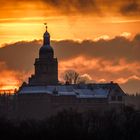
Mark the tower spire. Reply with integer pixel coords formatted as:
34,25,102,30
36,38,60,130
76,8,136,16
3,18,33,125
43,23,50,45
44,23,47,31
28,25,58,85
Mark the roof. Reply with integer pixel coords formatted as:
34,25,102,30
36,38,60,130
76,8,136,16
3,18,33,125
18,83,125,99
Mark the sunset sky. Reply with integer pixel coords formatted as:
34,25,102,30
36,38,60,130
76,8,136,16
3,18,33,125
0,0,140,93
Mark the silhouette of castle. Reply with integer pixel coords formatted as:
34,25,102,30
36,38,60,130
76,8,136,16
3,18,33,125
0,27,125,120
29,26,58,85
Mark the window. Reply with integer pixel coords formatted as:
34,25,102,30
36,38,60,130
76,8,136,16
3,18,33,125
111,96,116,101
118,96,122,101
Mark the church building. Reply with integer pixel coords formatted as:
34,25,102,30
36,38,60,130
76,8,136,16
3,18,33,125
29,26,58,85
14,26,126,120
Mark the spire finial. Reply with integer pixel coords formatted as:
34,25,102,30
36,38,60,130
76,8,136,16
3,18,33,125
44,23,47,31
43,23,50,45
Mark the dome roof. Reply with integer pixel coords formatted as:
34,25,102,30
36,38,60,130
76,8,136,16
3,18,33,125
39,45,53,53
39,26,54,59
39,45,54,59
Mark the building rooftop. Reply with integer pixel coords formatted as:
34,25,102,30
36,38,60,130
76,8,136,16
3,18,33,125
18,83,125,99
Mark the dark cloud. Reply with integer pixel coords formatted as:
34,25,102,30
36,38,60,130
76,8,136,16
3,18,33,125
0,40,41,71
52,35,140,62
42,0,140,16
134,33,140,40
1,0,140,17
121,78,140,94
42,0,101,14
0,34,140,71
120,0,140,16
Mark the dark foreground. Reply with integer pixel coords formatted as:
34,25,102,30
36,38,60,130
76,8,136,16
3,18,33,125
0,107,140,140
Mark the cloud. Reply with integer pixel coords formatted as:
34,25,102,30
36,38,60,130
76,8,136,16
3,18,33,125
0,40,41,71
0,62,30,92
94,35,110,41
52,34,140,62
0,0,101,15
120,77,140,94
120,32,131,38
1,0,140,17
120,1,140,16
0,34,140,93
117,75,140,84
59,56,140,83
42,0,101,15
42,0,140,16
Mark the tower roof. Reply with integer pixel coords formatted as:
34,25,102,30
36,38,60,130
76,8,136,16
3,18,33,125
39,25,54,59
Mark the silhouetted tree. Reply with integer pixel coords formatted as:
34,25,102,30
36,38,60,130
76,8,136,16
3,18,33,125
62,70,92,84
63,70,80,84
0,107,140,140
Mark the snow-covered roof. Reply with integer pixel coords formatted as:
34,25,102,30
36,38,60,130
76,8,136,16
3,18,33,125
18,83,124,98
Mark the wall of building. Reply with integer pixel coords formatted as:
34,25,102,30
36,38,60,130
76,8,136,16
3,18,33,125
125,95,140,110
12,93,117,120
0,92,125,120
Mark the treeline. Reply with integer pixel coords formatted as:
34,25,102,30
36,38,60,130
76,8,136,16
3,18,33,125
0,107,140,140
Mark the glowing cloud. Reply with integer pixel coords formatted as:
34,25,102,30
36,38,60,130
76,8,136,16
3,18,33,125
0,62,30,93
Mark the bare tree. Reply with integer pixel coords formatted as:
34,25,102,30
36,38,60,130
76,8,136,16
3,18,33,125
63,70,80,84
63,70,92,84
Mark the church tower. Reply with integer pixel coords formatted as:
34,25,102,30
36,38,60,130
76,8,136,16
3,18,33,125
29,25,58,85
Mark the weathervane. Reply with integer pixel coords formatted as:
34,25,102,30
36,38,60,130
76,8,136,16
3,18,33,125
44,23,47,31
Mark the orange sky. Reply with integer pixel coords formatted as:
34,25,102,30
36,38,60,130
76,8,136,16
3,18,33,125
0,0,140,45
1,16,140,45
0,0,140,93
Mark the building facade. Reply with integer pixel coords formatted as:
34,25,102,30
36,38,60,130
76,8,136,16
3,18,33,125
0,27,125,120
29,27,58,85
